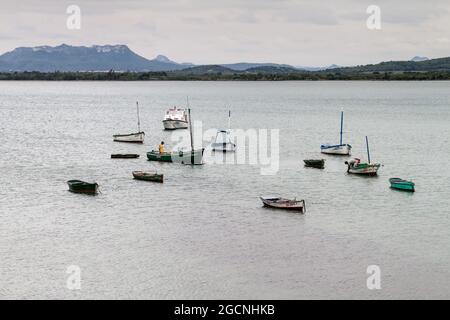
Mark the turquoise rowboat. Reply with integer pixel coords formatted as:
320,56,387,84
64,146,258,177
389,178,415,192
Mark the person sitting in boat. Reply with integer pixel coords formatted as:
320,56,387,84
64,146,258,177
159,141,165,154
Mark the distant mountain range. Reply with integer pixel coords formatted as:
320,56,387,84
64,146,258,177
0,44,448,74
0,44,188,72
0,44,340,73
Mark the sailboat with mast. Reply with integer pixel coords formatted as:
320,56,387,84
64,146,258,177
113,101,145,143
147,108,204,165
345,136,381,176
211,110,236,152
321,111,351,155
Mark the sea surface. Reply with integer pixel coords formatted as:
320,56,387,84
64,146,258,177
0,81,449,299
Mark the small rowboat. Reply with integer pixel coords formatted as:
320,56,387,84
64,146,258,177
304,159,325,169
111,154,140,159
67,180,99,195
390,178,415,192
132,171,164,183
345,160,380,176
260,196,306,213
113,132,145,143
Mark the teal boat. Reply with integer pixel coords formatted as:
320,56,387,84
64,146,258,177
389,178,415,192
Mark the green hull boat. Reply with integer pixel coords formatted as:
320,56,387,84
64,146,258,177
147,149,204,165
67,180,99,195
389,178,415,192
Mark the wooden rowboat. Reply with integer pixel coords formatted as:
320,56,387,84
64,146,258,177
260,196,306,213
132,171,164,183
111,154,140,159
67,180,99,195
390,178,415,192
304,159,325,169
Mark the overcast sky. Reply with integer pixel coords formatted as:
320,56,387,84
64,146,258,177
0,0,449,66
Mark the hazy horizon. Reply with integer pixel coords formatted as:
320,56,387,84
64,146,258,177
1,0,449,67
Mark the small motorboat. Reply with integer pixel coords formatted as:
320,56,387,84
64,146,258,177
132,171,164,183
260,196,306,213
111,154,140,159
212,111,236,152
389,178,415,192
304,159,325,169
162,107,189,130
67,180,99,195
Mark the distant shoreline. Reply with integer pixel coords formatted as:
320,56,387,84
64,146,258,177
1,71,450,81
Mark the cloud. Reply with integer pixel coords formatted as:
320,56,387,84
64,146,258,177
0,0,449,66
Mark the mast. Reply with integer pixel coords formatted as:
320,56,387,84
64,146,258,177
340,111,344,145
366,136,371,164
228,110,231,130
188,108,194,152
136,101,141,132
188,108,194,164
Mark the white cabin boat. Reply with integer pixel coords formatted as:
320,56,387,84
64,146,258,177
321,111,351,155
162,107,188,130
211,111,236,152
211,130,236,152
113,102,145,143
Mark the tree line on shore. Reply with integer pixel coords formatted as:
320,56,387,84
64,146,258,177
1,70,450,81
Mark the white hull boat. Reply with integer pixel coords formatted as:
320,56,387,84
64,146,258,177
163,107,189,130
163,119,188,130
321,111,351,156
212,111,236,152
260,196,306,213
113,132,145,143
211,142,236,152
113,101,145,143
321,144,351,155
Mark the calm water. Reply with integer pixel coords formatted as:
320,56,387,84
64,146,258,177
0,81,449,299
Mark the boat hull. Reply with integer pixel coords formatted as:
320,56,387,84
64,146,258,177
211,142,236,152
321,144,352,155
67,180,98,195
389,178,415,192
147,149,205,165
111,154,140,159
163,120,188,130
133,171,164,183
113,132,145,143
346,162,380,176
260,197,305,213
304,159,325,169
